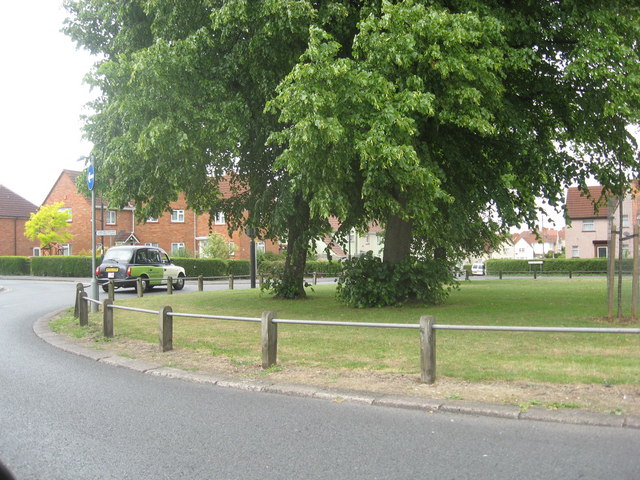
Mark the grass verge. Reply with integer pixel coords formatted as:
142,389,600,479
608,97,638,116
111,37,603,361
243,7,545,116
52,278,640,386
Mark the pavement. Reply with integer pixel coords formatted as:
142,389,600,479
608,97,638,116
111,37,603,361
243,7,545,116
4,275,639,430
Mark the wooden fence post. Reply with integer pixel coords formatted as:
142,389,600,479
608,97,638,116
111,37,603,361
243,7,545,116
499,270,503,280
419,315,436,384
74,283,85,318
137,277,144,298
167,277,173,295
198,275,204,291
102,299,114,338
229,274,234,290
159,306,173,352
108,280,115,301
261,311,277,369
313,272,318,285
79,292,88,327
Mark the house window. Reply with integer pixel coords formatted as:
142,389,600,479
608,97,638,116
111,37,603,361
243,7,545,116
214,212,225,225
256,241,266,254
171,242,185,255
60,244,71,256
32,247,40,257
228,241,236,256
145,242,159,247
171,210,185,223
106,210,117,225
59,208,72,222
596,246,607,258
147,217,158,223
582,220,595,232
572,246,580,258
622,215,629,228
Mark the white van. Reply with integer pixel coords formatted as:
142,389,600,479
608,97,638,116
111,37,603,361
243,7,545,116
471,263,485,276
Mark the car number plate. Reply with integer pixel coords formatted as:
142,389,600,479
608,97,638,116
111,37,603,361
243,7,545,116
105,267,119,272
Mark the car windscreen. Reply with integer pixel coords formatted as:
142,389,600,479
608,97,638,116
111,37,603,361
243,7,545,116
102,249,133,262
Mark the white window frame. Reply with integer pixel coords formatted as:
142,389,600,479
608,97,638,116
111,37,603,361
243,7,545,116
214,212,225,225
61,243,71,256
622,215,629,228
32,247,41,257
171,242,185,255
147,217,158,223
59,208,72,223
145,242,159,247
572,246,579,258
582,220,595,232
228,241,236,256
596,246,608,258
171,210,185,223
106,210,117,225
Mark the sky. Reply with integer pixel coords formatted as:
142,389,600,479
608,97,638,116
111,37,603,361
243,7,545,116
0,1,95,206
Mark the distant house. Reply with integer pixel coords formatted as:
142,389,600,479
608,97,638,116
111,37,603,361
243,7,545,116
0,185,39,256
564,185,638,258
40,170,279,259
511,228,565,259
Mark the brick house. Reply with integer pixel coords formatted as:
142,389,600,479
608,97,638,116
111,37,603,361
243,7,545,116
565,185,639,258
41,170,280,259
0,185,39,256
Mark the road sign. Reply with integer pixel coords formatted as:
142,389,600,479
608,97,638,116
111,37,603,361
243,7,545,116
87,165,95,191
96,230,117,236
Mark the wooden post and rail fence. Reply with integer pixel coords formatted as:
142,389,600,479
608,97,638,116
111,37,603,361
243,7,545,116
74,284,640,385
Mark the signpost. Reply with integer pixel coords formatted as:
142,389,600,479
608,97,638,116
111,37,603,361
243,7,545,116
88,162,98,312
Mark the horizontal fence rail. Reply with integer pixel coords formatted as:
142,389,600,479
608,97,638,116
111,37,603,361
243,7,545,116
73,284,640,384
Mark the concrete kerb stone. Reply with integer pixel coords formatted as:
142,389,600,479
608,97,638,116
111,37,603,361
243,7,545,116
33,310,640,430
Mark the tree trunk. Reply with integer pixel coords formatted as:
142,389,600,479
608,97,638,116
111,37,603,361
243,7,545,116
278,196,311,299
383,213,413,265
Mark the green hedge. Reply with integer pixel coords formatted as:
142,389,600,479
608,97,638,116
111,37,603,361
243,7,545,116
228,259,250,276
30,256,97,277
485,258,622,274
258,260,343,276
0,256,30,275
172,258,229,277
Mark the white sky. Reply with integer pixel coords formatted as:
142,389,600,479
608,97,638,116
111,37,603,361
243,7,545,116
0,0,95,206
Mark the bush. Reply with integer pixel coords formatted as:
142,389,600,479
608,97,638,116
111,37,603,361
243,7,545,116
228,259,250,276
0,256,30,275
336,252,454,308
259,260,343,276
172,258,228,277
30,256,96,277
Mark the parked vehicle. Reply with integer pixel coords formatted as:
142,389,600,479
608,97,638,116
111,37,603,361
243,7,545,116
96,246,186,292
471,263,485,276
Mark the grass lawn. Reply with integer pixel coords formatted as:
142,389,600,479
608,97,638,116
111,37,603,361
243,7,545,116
53,278,640,385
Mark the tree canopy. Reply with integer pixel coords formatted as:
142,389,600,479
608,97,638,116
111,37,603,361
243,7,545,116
24,202,73,254
64,0,640,301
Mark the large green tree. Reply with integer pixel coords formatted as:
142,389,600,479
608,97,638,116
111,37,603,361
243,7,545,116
64,0,364,298
269,0,640,265
65,0,640,301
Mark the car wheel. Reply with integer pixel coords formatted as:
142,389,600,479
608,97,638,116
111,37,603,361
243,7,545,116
173,274,185,290
136,276,151,293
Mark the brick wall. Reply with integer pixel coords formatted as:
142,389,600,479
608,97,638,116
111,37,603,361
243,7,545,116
0,217,39,256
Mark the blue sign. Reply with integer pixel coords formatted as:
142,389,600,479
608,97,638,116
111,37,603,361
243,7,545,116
87,165,95,191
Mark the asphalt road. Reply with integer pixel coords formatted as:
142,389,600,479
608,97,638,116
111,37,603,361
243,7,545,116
1,279,639,479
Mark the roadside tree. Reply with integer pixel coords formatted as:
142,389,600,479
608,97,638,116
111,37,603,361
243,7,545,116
24,202,73,255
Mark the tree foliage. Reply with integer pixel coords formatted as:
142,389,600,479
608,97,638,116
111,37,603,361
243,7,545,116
64,0,640,304
24,202,73,254
200,232,236,259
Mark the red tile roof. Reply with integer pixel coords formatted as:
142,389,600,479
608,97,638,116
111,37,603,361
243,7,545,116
0,185,38,218
566,186,611,219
